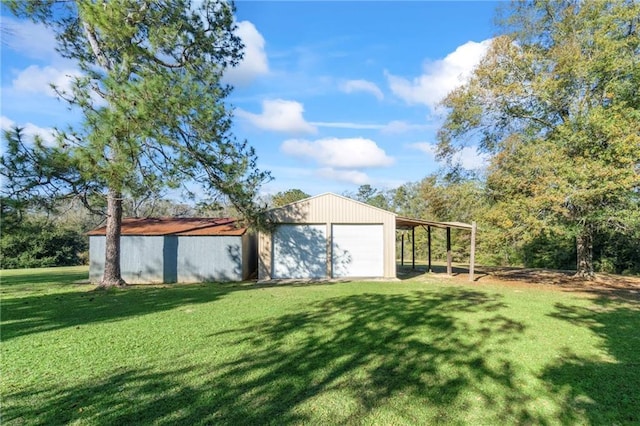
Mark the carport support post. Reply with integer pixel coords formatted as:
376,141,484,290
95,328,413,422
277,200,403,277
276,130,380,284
446,227,452,276
411,226,415,270
469,221,477,282
401,233,404,266
427,226,432,273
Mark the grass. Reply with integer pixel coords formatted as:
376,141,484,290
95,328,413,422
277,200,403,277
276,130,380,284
2,266,639,425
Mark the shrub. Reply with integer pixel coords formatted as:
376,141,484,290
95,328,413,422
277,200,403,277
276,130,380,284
0,220,88,269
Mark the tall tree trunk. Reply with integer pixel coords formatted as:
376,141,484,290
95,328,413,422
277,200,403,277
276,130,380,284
575,224,595,280
100,189,126,288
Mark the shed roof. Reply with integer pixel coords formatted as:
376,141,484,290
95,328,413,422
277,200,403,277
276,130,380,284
87,217,246,236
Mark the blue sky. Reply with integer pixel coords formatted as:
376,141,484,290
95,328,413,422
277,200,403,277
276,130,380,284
1,1,500,198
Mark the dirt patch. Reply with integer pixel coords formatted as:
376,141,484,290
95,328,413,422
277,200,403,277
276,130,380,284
471,267,640,301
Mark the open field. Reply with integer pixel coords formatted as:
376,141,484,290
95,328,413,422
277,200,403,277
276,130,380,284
2,266,639,425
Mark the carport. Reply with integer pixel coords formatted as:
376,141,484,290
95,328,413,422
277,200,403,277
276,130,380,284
396,217,477,281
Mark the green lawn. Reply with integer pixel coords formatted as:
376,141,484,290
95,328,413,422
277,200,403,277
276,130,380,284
2,266,639,425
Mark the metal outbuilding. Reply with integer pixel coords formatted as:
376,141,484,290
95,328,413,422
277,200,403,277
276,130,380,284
258,193,398,281
258,192,477,282
88,217,256,283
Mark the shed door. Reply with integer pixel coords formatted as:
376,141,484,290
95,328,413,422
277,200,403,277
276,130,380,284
273,224,327,279
332,224,384,278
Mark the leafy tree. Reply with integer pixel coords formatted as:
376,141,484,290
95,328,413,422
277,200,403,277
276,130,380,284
593,225,640,275
0,199,90,269
347,184,391,210
120,190,197,218
390,182,421,217
4,1,270,287
0,217,88,269
271,189,310,208
438,0,640,278
521,231,577,271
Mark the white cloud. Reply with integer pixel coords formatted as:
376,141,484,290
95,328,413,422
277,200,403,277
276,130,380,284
409,142,489,170
386,39,492,110
2,18,58,61
310,121,384,130
12,65,81,97
380,120,433,134
308,120,432,133
340,79,384,100
0,116,16,130
224,21,269,86
237,99,317,134
317,168,370,185
1,115,57,147
409,142,438,156
281,137,394,169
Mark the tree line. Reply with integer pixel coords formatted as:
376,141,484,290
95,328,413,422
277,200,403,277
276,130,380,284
1,0,638,280
346,179,639,275
4,174,638,275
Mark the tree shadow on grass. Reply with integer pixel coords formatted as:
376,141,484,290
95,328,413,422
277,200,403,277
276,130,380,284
3,287,549,425
1,277,381,342
0,282,248,342
0,269,89,286
542,298,640,424
208,290,527,423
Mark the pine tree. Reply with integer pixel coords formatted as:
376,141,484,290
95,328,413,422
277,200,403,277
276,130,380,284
4,0,270,287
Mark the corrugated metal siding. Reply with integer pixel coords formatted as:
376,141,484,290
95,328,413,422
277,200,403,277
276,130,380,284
91,236,176,283
90,235,250,283
267,193,394,223
176,236,243,282
89,236,105,283
119,236,165,283
258,193,397,280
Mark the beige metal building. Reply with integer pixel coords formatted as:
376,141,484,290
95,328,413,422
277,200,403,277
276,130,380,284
258,193,397,280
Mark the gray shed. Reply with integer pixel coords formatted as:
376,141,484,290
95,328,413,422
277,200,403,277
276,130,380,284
258,193,397,281
88,218,256,283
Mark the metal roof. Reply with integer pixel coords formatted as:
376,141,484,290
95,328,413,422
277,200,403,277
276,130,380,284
267,192,399,217
396,216,473,230
87,217,247,236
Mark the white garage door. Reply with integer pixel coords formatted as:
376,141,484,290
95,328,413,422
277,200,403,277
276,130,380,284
273,224,327,279
332,224,384,278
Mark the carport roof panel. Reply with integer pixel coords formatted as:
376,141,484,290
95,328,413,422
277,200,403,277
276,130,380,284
396,216,473,230
87,217,247,236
